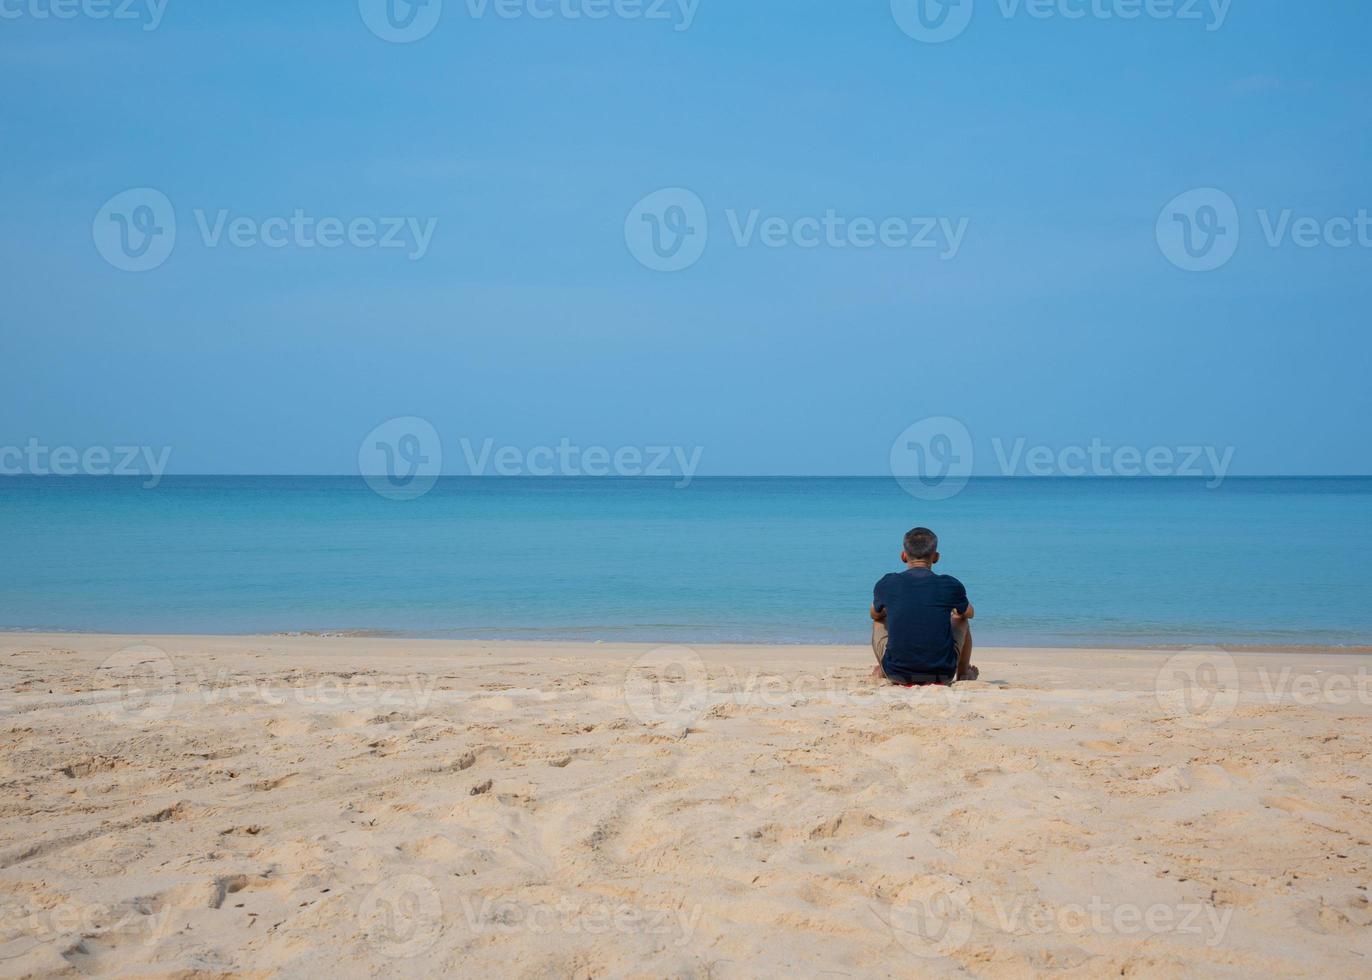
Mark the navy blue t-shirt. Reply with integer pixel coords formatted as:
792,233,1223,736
873,568,970,678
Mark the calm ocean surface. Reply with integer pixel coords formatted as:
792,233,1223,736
1,476,1369,648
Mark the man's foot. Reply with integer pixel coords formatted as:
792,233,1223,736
957,664,979,682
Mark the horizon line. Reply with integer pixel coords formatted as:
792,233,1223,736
5,474,1371,481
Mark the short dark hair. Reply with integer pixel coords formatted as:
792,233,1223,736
903,527,938,561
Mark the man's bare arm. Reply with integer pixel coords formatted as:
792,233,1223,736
870,604,886,623
952,600,976,681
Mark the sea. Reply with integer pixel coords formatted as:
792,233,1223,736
1,476,1369,648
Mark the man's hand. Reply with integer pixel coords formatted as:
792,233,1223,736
870,604,887,623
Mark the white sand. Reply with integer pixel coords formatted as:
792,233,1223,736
1,634,1369,977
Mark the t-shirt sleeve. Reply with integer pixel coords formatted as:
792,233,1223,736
947,576,970,615
872,575,889,613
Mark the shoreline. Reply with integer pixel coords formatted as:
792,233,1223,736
3,627,1371,656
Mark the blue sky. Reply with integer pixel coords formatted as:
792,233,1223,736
2,0,1369,475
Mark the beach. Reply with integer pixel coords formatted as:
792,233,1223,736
1,633,1369,977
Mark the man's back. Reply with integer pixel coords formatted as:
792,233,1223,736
873,567,969,677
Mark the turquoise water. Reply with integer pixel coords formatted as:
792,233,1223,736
1,476,1369,647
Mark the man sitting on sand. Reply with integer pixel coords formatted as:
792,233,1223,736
870,527,978,685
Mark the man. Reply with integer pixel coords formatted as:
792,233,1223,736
870,527,977,685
